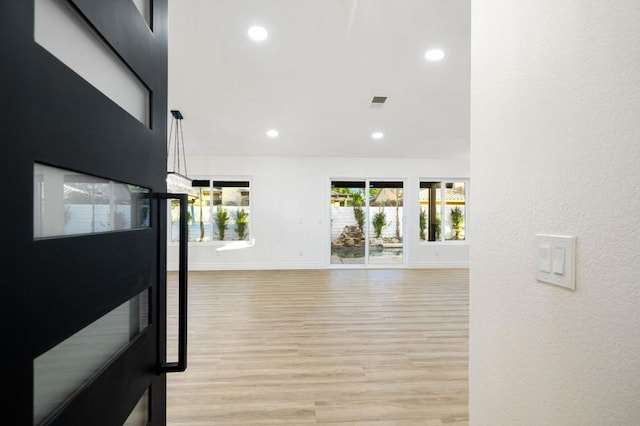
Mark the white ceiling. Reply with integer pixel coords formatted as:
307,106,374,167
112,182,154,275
167,0,470,159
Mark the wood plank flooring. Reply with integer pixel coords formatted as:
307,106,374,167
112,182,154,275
166,269,469,425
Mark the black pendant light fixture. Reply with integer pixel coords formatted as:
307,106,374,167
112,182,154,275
166,109,194,193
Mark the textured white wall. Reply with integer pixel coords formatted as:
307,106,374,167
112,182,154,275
167,155,469,270
470,1,640,425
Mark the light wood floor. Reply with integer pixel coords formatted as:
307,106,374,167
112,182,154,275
166,269,469,425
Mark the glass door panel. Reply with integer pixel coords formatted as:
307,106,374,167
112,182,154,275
368,181,404,265
330,181,366,265
34,163,150,238
34,290,150,424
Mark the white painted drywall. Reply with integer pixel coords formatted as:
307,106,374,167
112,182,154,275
470,1,640,424
167,155,469,270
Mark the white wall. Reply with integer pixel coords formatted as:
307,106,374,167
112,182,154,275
470,1,640,425
167,155,469,270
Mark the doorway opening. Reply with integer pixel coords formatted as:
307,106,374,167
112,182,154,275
330,180,404,266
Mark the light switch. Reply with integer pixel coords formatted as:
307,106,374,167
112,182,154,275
552,247,565,274
538,244,551,272
535,234,576,290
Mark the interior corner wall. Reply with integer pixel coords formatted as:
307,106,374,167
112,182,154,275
470,1,640,425
166,155,469,270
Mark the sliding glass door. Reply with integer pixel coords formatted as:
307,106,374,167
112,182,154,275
330,181,366,265
368,181,404,265
330,180,404,266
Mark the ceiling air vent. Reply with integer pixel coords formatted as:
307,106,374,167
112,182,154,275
370,96,387,108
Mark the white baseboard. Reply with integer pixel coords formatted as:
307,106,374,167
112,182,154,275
408,261,469,269
167,261,326,271
167,260,469,271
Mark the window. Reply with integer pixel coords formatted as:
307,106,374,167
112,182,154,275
170,179,250,243
419,180,467,242
212,181,250,242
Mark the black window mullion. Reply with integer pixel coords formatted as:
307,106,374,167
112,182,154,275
331,180,365,189
213,180,249,188
370,181,403,189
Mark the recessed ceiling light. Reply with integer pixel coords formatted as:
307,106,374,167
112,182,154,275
425,49,445,61
248,26,268,42
266,129,279,138
371,132,384,140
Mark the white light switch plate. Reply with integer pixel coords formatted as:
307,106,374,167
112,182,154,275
535,234,576,290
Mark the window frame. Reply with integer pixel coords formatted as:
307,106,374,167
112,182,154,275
211,179,251,243
418,179,469,244
169,177,252,245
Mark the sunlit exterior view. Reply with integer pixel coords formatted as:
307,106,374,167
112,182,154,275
419,181,466,242
171,180,250,243
330,180,404,265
